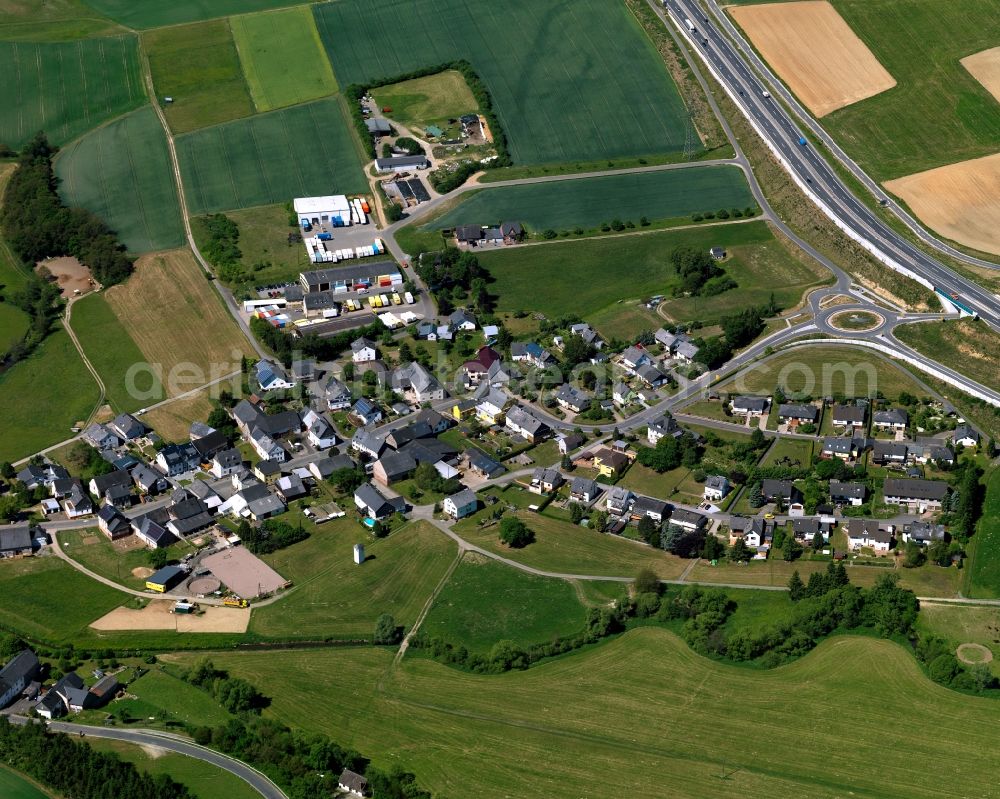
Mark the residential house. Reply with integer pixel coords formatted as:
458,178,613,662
568,323,602,349
450,309,477,331
211,448,244,479
450,399,477,422
464,448,505,479
218,482,286,521
605,486,634,516
462,346,501,386
97,505,130,540
647,415,682,446
829,480,866,507
883,478,948,512
0,650,39,708
276,474,309,502
669,508,706,532
351,337,378,363
88,470,133,508
673,340,700,363
412,408,451,435
301,409,337,450
505,405,548,443
821,436,864,461
593,448,629,479
191,430,228,462
636,363,669,388
443,488,478,519
455,225,482,245
777,403,819,426
905,522,947,545
872,440,909,467
351,426,388,459
953,424,980,448
730,517,765,547
36,672,86,719
909,438,955,466
249,427,288,463
62,485,94,518
338,769,368,798
108,413,145,442
760,479,796,505
350,398,383,426
187,480,223,512
165,496,214,536
831,404,867,430
156,442,200,476
0,527,32,557
324,377,353,411
16,463,68,490
873,408,908,433
476,387,509,425
354,483,404,520
253,460,282,483
612,382,634,407
570,477,600,504
530,468,564,494
557,432,585,456
710,246,726,260
501,221,524,244
372,451,417,485
730,396,770,417
255,360,296,392
631,495,669,523
792,518,823,543
847,519,892,553
555,385,591,413
391,361,446,402
82,423,119,450
131,463,168,496
703,475,730,502
510,342,552,369
620,345,653,372
486,358,521,385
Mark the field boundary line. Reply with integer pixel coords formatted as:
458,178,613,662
394,548,465,666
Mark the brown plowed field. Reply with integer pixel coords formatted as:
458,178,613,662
961,46,1000,103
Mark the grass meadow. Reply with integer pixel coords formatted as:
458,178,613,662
895,319,1000,394
54,106,185,254
0,35,144,149
967,468,1000,599
231,6,337,112
82,0,304,29
171,631,1000,799
176,98,367,214
0,328,99,462
314,0,695,165
371,70,478,131
427,166,754,233
0,0,124,41
422,555,588,653
144,18,254,134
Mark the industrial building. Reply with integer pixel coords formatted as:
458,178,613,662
299,263,403,294
294,195,354,227
375,155,429,173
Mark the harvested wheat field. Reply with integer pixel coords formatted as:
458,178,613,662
90,600,250,633
730,1,896,116
104,249,254,397
885,153,1000,257
962,46,1000,104
143,390,228,441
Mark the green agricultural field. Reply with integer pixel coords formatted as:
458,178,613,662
0,36,144,150
86,738,260,799
372,70,478,132
0,767,49,799
0,557,123,643
895,319,1000,394
428,167,753,233
231,6,337,112
176,631,1000,799
454,508,686,580
967,468,1000,598
314,0,696,165
719,345,930,400
176,98,368,214
69,293,159,413
476,221,780,319
55,106,184,254
249,519,457,639
82,0,306,29
0,0,123,41
0,328,100,462
144,19,254,135
422,555,588,653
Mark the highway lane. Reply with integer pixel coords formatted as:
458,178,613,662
665,0,1000,329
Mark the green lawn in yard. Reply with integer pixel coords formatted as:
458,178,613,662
144,19,254,135
422,555,588,653
426,167,754,233
55,106,185,254
455,508,686,580
760,438,814,469
85,738,260,799
170,629,1000,799
0,328,100,462
69,292,160,414
231,6,338,112
249,518,457,639
371,70,478,132
0,557,124,643
176,98,368,214
314,0,696,165
58,529,191,590
0,35,144,149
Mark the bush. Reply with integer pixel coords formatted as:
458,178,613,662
498,517,534,548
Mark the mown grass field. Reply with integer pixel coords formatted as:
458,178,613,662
144,19,254,135
314,0,695,165
231,6,337,112
0,556,123,643
82,0,305,29
249,519,457,639
103,249,255,400
454,509,686,580
142,391,216,442
895,319,1000,394
371,70,478,131
0,0,123,41
129,668,233,727
0,35,144,149
55,107,184,255
427,167,753,233
476,221,784,318
176,98,368,214
918,604,1000,676
0,767,49,799
422,555,587,653
174,631,1000,799
69,292,157,414
86,738,260,799
967,468,1000,598
719,345,929,400
0,328,99,462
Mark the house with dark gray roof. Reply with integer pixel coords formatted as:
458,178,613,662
570,477,600,504
831,404,867,429
873,408,908,431
354,483,404,519
0,650,39,708
505,405,548,443
829,480,866,506
631,495,669,523
777,403,819,425
905,522,947,545
443,489,478,519
0,527,32,557
730,396,770,416
883,478,948,511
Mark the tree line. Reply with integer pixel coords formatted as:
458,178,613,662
237,518,308,555
249,316,384,367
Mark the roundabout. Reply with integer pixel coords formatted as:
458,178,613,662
828,308,885,333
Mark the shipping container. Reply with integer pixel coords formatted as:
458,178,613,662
361,199,371,213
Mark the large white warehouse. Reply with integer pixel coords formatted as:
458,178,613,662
294,195,353,226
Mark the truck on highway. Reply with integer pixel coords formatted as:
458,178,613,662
684,17,695,32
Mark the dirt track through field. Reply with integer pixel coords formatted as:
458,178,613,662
961,46,1000,103
730,0,896,117
90,600,250,632
884,152,1000,257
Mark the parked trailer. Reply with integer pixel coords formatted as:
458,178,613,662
404,291,414,304
684,17,696,32
392,292,402,305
